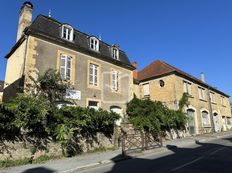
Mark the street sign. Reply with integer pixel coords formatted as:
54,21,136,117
65,89,81,100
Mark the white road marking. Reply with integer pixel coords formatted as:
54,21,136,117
210,147,226,155
171,156,204,171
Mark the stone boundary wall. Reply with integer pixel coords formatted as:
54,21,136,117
0,133,114,161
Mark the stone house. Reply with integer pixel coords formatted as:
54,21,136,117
3,2,134,120
133,60,232,135
0,80,4,103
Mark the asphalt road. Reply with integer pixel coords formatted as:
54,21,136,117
78,136,232,173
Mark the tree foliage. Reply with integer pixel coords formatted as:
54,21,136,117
0,69,119,157
126,95,188,134
28,69,70,104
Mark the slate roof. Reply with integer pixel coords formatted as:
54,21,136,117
6,15,134,70
138,60,229,97
0,80,4,92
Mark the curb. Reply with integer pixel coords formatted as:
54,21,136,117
59,156,131,173
59,133,232,173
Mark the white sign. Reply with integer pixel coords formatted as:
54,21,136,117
65,89,81,100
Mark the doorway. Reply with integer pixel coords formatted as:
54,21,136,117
213,112,219,132
187,109,195,135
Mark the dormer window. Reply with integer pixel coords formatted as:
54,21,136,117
112,47,119,60
62,24,73,41
90,37,99,51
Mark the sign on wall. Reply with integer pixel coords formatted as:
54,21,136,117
65,89,81,100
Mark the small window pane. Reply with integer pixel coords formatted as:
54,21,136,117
67,58,71,68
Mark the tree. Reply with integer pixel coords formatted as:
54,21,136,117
126,94,188,136
28,69,70,104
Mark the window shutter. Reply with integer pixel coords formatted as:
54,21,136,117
112,71,118,91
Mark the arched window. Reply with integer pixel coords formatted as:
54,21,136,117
90,37,99,51
201,110,210,127
62,24,74,41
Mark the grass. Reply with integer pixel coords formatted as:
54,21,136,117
0,155,63,168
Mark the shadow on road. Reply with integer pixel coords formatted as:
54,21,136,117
22,167,55,173
104,137,232,173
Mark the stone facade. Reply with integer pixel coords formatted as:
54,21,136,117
22,36,133,112
3,2,134,119
135,72,232,135
0,81,4,103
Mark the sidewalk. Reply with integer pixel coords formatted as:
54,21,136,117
1,131,232,173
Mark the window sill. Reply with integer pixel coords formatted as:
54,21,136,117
111,89,121,94
199,98,207,102
211,102,217,105
88,85,101,90
143,95,150,99
202,125,211,128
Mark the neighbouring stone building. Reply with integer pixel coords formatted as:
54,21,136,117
3,2,134,120
0,80,4,103
133,60,232,135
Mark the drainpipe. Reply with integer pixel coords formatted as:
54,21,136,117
207,87,216,133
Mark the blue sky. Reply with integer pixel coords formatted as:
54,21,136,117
0,0,232,98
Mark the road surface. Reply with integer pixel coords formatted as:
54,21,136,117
78,136,232,173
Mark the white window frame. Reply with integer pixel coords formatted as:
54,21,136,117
112,47,119,60
143,83,150,96
88,100,99,110
60,54,71,80
112,70,119,91
209,92,215,103
90,37,99,51
198,87,205,100
89,63,99,86
62,24,74,41
221,96,225,106
183,81,192,95
201,110,211,127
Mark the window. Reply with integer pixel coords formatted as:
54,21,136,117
183,81,192,95
60,54,71,80
89,63,99,86
112,70,119,91
62,25,73,41
112,48,119,60
90,37,99,51
221,96,225,106
198,87,205,100
209,92,215,103
143,83,150,96
159,80,165,87
201,111,210,127
88,100,99,110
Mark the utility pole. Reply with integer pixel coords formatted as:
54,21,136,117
207,87,216,133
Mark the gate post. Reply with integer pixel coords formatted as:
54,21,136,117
121,134,126,156
141,132,145,151
159,132,163,147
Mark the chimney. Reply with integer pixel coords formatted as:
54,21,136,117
16,1,33,42
201,72,205,83
132,61,138,79
113,44,120,49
